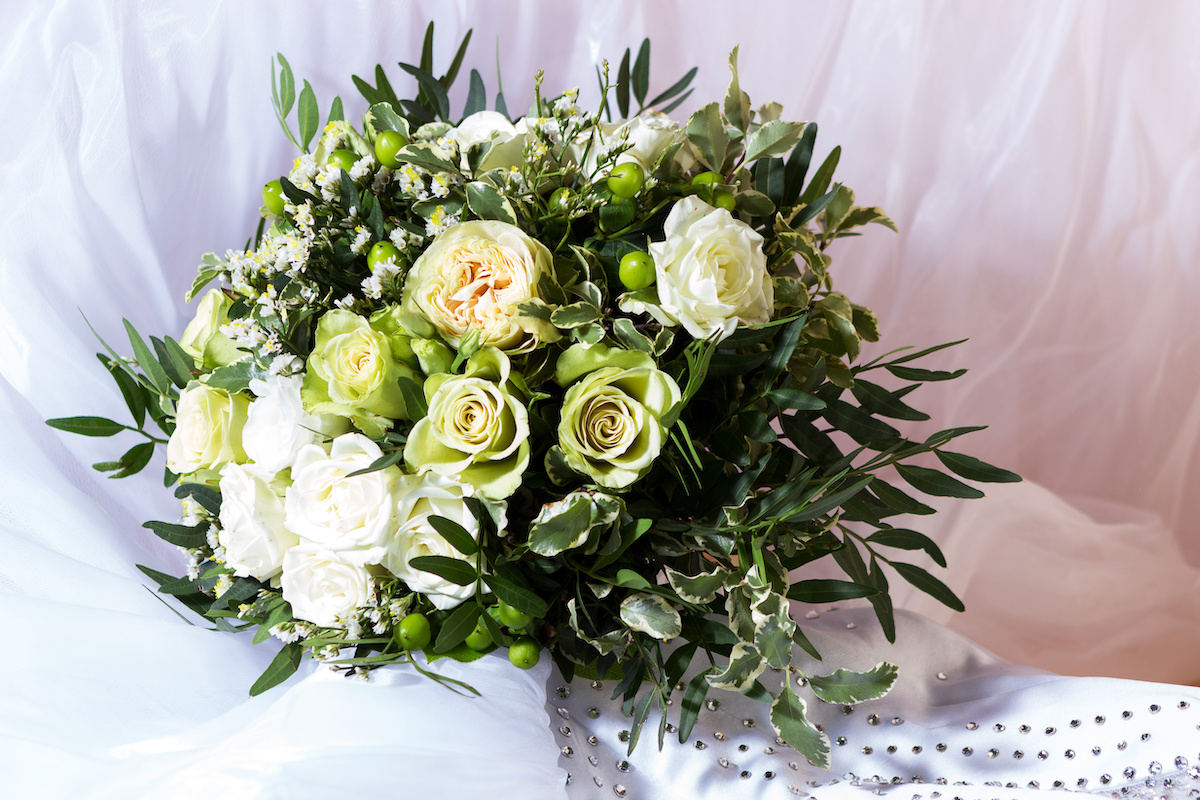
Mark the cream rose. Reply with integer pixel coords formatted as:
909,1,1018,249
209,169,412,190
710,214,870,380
647,196,774,342
403,348,530,500
555,344,681,490
178,288,241,370
301,309,421,437
217,462,298,581
243,375,348,475
382,473,503,610
166,383,250,475
401,220,558,352
615,113,680,172
280,544,374,628
284,433,400,565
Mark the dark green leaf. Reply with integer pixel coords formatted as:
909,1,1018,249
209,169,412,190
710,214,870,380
797,145,840,206
46,416,124,437
754,157,786,208
765,315,807,388
896,463,984,499
765,387,824,411
428,515,478,556
466,180,518,224
890,562,965,612
397,375,428,420
615,47,631,119
745,120,806,163
440,29,473,88
795,182,843,226
867,528,947,568
98,353,146,428
275,54,296,116
174,483,221,515
143,520,207,548
327,95,344,124
409,555,476,586
400,63,451,121
783,122,817,204
108,441,154,478
646,66,698,109
151,336,191,390
785,475,874,523
485,569,549,618
885,364,968,382
739,409,776,442
866,559,896,642
780,415,843,464
677,668,715,743
124,319,171,394
850,379,930,421
464,69,487,117
298,80,319,152
935,451,1021,483
659,88,695,116
870,480,936,515
786,579,879,603
822,398,900,441
631,39,650,107
433,602,481,652
249,643,303,696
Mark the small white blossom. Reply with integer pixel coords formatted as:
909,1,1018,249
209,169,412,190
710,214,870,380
397,164,428,199
430,173,452,199
292,201,315,232
185,551,202,581
268,353,304,376
317,165,342,202
319,120,352,152
349,154,375,181
388,228,412,249
179,497,206,526
371,166,393,194
334,293,358,310
350,225,372,255
220,318,267,350
424,205,460,238
214,574,233,597
206,525,221,550
270,623,303,644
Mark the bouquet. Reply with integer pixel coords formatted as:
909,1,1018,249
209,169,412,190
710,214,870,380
48,29,1018,769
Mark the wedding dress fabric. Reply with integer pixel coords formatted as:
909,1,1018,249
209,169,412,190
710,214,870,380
2,2,1199,798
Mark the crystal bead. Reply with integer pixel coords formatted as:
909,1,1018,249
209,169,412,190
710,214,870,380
706,699,719,711
862,746,873,755
588,707,600,719
557,707,570,720
718,758,731,768
1142,733,1152,741
1019,725,1031,733
594,777,604,788
965,721,978,731
913,746,923,754
1069,719,1081,728
616,760,630,773
556,685,571,698
1125,768,1136,780
694,741,707,750
561,746,574,757
1101,775,1112,785
764,746,775,755
738,744,748,752
788,761,799,770
1150,704,1161,713
988,749,998,758
588,736,599,746
1096,715,1106,725
589,756,599,766
1176,757,1189,770
804,610,820,619
765,772,776,780
1045,726,1056,735
993,724,1005,732
1118,741,1128,750
868,714,880,726
1179,701,1191,710
842,705,854,715
559,726,571,737
613,786,626,797
743,718,755,728
1037,751,1049,760
617,730,629,742
891,717,904,726
740,771,751,779
1122,710,1133,719
836,737,846,746
714,732,725,741
1093,746,1102,756
845,622,856,629
591,681,603,690
1077,779,1088,789
936,672,948,680
1014,751,1024,759
962,747,973,756
1149,762,1163,775
1065,749,1075,759
887,746,897,754
936,743,947,752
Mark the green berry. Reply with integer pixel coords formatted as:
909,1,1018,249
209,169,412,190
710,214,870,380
713,190,737,212
691,171,721,186
374,130,406,169
507,637,541,670
396,613,432,651
262,179,286,217
606,162,645,199
497,601,532,630
464,618,494,651
328,148,357,172
618,251,656,291
368,241,402,270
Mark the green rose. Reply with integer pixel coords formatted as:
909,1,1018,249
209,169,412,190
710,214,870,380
403,347,530,500
301,309,421,438
555,343,681,489
166,382,250,475
178,288,241,370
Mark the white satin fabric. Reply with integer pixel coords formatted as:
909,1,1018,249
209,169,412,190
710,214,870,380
2,1,1200,798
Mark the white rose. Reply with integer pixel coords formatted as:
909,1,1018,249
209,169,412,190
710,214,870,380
382,473,506,610
284,433,399,564
217,462,298,581
615,113,679,172
447,111,527,173
243,375,347,474
647,196,774,342
280,544,374,628
166,383,250,475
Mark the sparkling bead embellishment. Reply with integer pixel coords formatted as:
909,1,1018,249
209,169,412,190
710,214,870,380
743,718,755,728
993,724,1005,732
561,746,574,757
588,707,600,719
718,758,731,768
1065,749,1075,759
1069,719,1081,728
738,744,749,752
1037,751,1049,760
836,737,846,746
557,707,570,720
1093,746,1102,756
594,777,604,788
1101,775,1112,784
804,610,820,619
1179,701,1190,710
1095,715,1106,725
1150,704,1161,713
714,732,726,741
1122,710,1133,719
559,726,571,737
556,685,571,698
614,786,627,797
740,771,751,780
965,722,978,731
617,730,629,742
962,747,973,756
937,672,948,680
765,772,776,780
1045,726,1056,735
1124,768,1136,780
1014,751,1024,759
694,741,707,750
868,714,880,726
589,756,599,766
936,743,947,752
706,700,720,711
1149,762,1163,775
863,746,873,755
1019,725,1031,733
891,717,904,726
588,736,599,746
1118,740,1127,750
591,681,603,690
913,746,923,754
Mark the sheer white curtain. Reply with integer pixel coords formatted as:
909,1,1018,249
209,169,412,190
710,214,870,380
2,2,1198,797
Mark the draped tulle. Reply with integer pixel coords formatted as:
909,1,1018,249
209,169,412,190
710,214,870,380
3,2,1200,797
